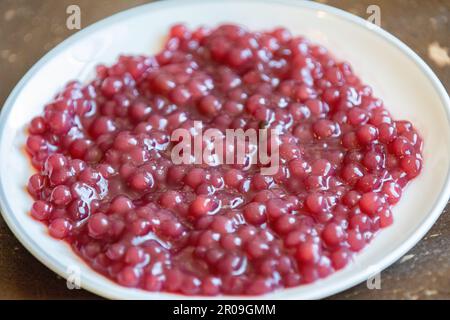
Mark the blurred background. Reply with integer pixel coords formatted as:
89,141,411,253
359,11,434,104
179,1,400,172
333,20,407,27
0,0,449,299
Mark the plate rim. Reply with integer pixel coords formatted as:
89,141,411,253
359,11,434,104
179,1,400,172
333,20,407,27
0,0,449,300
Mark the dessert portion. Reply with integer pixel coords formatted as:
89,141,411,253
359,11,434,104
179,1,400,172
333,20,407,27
26,24,423,295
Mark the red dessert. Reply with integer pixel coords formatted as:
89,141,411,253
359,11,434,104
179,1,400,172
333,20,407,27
26,24,423,295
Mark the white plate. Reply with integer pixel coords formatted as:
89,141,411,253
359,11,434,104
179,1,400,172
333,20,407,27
0,0,449,300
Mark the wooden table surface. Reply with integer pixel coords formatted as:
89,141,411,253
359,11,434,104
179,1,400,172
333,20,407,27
0,0,449,300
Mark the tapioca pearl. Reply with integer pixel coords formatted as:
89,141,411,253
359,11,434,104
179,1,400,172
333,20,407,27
124,246,146,265
311,159,333,177
395,120,413,134
296,240,321,264
279,143,301,161
81,241,103,260
284,228,310,248
331,248,352,270
283,272,302,287
250,174,272,191
344,150,364,163
305,192,326,214
317,256,334,279
324,66,344,86
347,229,366,251
321,222,345,246
100,99,116,116
201,276,221,296
113,132,138,151
252,190,274,203
117,266,141,288
402,130,421,148
203,247,225,265
343,190,362,207
216,253,246,276
226,86,247,102
237,225,258,243
167,165,188,185
273,214,298,235
113,94,132,118
287,103,309,122
79,167,102,186
147,114,168,131
341,131,359,149
359,192,384,216
220,233,242,250
159,190,182,209
244,277,272,295
46,110,73,134
210,215,235,234
356,124,378,145
165,112,188,132
105,243,126,261
89,116,117,139
378,207,393,228
243,202,267,226
184,168,206,189
313,119,338,139
288,159,310,179
27,174,46,197
222,100,244,116
244,237,270,259
142,274,164,292
49,168,71,186
29,116,47,134
84,145,103,163
50,185,72,206
67,199,90,221
400,155,422,178
245,94,267,114
362,150,384,171
322,86,340,105
293,84,317,102
109,195,134,214
87,212,110,238
367,108,391,126
160,218,184,238
26,135,48,154
123,147,149,166
69,139,92,159
194,183,214,195
130,219,152,236
347,107,369,125
189,195,217,218
355,174,381,193
265,198,289,220
377,123,397,144
270,27,292,43
208,35,232,61
118,162,137,180
349,213,372,232
169,23,190,39
48,218,72,239
381,181,402,204
168,85,191,106
30,200,52,220
129,171,155,191
178,275,202,295
223,169,244,189
100,76,124,97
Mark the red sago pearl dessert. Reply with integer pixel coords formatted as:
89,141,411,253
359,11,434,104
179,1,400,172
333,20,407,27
25,24,423,295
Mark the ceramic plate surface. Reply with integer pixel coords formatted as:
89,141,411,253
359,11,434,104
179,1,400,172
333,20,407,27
0,0,449,299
